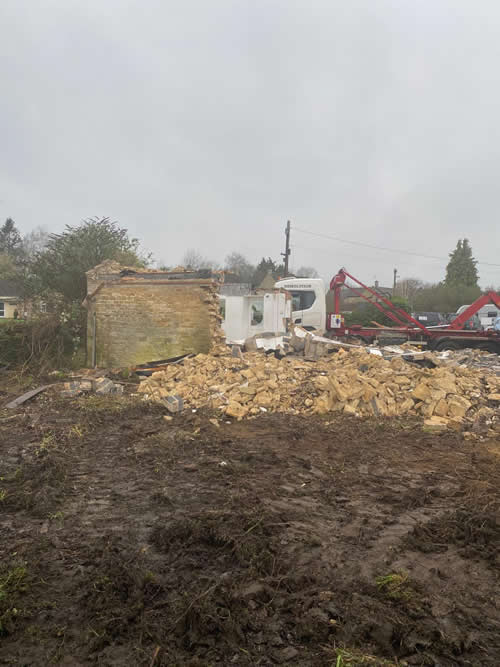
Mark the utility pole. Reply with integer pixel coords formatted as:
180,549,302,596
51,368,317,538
393,268,398,293
281,220,291,276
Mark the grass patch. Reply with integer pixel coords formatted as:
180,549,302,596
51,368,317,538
68,424,85,438
375,571,412,601
332,647,399,666
36,432,55,456
0,564,28,636
76,394,132,416
3,447,68,516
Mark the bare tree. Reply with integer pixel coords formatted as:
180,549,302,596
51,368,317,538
182,249,219,270
396,277,425,306
296,266,319,278
22,226,49,258
224,252,254,283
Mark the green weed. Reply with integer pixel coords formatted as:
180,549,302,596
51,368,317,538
78,395,128,415
36,433,55,456
333,647,399,666
376,571,412,600
50,370,67,380
69,424,84,438
143,570,155,584
0,565,28,635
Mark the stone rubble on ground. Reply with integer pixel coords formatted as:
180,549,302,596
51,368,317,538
61,376,124,398
137,340,500,435
436,349,500,376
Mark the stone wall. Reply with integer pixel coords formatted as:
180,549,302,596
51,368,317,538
87,280,220,367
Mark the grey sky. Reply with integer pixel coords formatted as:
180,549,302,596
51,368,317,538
1,0,499,286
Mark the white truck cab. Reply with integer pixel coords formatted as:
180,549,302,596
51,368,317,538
274,277,326,331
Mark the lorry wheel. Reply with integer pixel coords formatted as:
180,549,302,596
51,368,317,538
477,342,499,353
434,340,461,351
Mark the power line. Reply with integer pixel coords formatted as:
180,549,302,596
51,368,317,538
292,226,500,268
291,242,500,275
291,242,413,265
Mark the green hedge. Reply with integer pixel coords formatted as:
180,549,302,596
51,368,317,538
0,321,27,365
0,318,76,369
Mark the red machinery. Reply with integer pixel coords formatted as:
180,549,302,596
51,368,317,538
327,268,500,352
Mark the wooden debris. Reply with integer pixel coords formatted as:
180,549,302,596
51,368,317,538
5,385,52,409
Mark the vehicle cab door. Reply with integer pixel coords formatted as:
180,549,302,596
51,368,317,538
290,291,303,327
290,290,319,330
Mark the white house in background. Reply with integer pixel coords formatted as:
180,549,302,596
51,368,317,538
219,291,291,344
0,280,22,319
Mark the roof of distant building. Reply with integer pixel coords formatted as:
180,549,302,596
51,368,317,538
340,284,393,298
219,283,252,296
0,279,21,298
259,270,276,290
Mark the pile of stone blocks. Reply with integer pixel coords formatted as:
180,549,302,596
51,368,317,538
137,344,500,435
61,377,124,398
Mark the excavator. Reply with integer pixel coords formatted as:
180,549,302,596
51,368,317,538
326,268,500,352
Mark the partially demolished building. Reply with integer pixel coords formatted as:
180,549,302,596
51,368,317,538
84,260,221,367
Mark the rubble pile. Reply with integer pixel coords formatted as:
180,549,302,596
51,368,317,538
437,349,500,375
137,346,500,434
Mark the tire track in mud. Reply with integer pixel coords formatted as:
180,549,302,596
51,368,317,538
2,403,500,665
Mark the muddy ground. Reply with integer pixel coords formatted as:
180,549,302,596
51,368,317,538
0,391,499,666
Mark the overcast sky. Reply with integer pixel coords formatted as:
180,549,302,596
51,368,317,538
1,0,499,286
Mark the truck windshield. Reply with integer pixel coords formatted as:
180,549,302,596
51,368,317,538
290,290,316,311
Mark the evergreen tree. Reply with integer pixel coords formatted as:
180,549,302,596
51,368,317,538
251,257,286,286
445,239,479,288
31,217,148,304
0,218,23,257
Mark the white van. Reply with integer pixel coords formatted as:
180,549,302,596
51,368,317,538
456,303,499,329
274,278,326,331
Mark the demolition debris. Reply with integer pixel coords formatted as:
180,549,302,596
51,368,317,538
138,336,499,434
61,376,124,398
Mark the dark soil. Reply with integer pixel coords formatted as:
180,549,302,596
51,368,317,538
1,393,499,666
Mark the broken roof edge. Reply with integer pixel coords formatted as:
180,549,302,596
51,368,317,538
82,276,218,308
85,259,214,279
85,259,133,276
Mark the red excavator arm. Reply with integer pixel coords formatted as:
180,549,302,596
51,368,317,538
330,269,500,334
330,268,428,331
448,291,500,330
